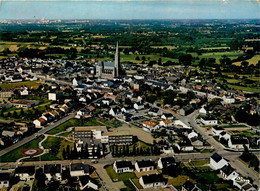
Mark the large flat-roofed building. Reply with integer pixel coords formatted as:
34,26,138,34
73,126,133,145
95,43,120,79
12,99,39,108
73,126,107,139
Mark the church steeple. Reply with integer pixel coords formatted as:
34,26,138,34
115,42,119,77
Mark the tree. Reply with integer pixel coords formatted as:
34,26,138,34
35,168,46,188
241,61,249,68
135,56,140,60
42,66,50,74
20,108,24,116
158,58,162,65
13,111,18,118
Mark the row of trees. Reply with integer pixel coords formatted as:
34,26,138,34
62,143,105,160
240,145,259,171
110,144,160,157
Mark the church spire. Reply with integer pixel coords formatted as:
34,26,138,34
115,42,119,77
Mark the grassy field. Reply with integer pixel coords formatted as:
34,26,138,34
198,51,245,64
0,136,44,162
0,81,41,90
167,175,190,186
46,118,104,135
119,53,178,64
233,54,260,66
227,84,260,93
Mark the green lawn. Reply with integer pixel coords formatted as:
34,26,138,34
0,136,44,162
227,84,260,93
46,118,103,135
0,81,41,90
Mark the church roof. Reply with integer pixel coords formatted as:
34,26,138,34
98,61,115,68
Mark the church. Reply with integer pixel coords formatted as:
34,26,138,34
95,42,120,79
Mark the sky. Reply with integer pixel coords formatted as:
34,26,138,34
0,0,259,20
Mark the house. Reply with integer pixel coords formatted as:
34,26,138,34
187,131,198,139
201,116,218,126
78,176,99,190
48,92,63,101
161,113,174,120
20,87,29,96
159,120,174,127
102,99,113,106
70,163,94,177
158,157,175,169
142,121,159,132
42,113,54,122
109,107,122,116
178,106,194,116
113,161,134,173
139,174,167,189
60,105,69,113
44,164,62,182
222,96,235,104
174,120,191,129
0,173,10,188
33,117,47,128
76,109,91,119
148,107,163,116
182,180,202,191
12,100,39,108
15,166,35,181
212,126,225,136
190,137,203,146
135,160,155,172
104,93,118,102
228,136,249,149
73,78,82,86
199,106,209,115
210,153,228,170
219,131,231,141
49,110,59,119
233,180,256,191
175,141,194,151
162,146,174,154
134,102,144,110
121,107,135,113
220,165,239,180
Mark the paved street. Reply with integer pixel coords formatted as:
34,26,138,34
186,110,260,187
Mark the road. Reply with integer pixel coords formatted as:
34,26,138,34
186,110,260,187
0,114,74,157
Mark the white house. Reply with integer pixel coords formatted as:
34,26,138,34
161,113,174,120
219,131,231,141
33,117,47,128
228,137,249,150
148,107,163,116
139,174,167,189
212,126,225,136
174,120,191,129
48,92,63,101
142,121,159,132
78,176,99,190
44,164,62,182
134,102,144,110
220,165,239,180
121,107,135,113
199,107,207,115
188,131,198,139
201,116,218,126
73,78,82,86
20,87,29,96
0,173,10,188
233,180,256,191
210,153,228,170
113,161,134,173
159,120,174,127
222,96,235,104
76,109,91,119
109,107,122,116
70,163,94,177
158,157,175,169
182,181,202,191
15,166,35,181
175,142,194,151
135,160,155,172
